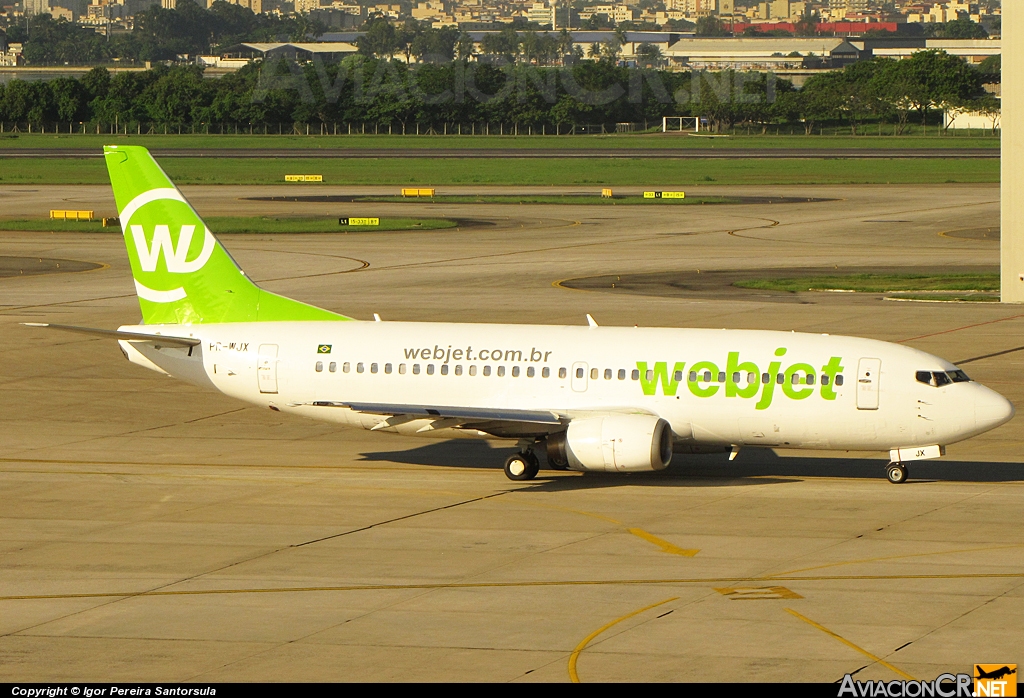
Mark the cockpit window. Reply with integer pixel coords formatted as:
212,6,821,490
949,370,971,383
917,369,971,387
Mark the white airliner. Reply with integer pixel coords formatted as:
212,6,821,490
26,146,1015,483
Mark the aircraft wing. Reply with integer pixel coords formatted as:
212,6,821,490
309,402,660,437
315,401,564,426
22,323,200,348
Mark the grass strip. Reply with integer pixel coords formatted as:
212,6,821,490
0,133,1000,150
0,216,458,233
0,157,1000,186
734,273,1000,293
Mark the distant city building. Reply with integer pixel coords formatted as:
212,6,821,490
578,4,636,23
665,0,713,13
0,42,24,67
294,0,318,12
23,0,52,16
371,3,402,19
755,1,806,20
526,2,554,27
223,0,261,14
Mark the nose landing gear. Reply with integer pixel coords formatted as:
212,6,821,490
504,450,540,481
885,462,908,484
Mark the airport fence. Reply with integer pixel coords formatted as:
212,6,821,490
0,120,1001,138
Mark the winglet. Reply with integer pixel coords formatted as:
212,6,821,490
586,314,599,327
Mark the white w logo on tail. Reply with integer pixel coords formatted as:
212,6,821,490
130,224,216,273
119,188,219,303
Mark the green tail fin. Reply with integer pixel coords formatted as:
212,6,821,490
104,145,350,325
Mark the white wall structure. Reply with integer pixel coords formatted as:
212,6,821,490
1002,1,1023,303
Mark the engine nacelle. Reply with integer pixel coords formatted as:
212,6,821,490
547,415,673,473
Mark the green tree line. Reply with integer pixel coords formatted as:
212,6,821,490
0,50,995,133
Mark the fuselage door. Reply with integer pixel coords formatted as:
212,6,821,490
856,357,881,410
257,344,279,394
571,362,589,392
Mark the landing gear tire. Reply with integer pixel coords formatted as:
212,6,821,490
505,451,540,481
886,462,908,484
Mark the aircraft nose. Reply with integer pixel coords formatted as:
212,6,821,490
975,387,1015,432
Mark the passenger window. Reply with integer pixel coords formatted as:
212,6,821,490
821,375,830,386
576,367,584,379
399,363,406,374
413,364,421,374
455,365,463,376
427,364,435,375
732,372,740,383
703,371,712,382
497,366,506,377
527,367,535,377
618,369,626,380
674,370,683,381
775,374,783,384
542,367,550,378
791,373,799,385
604,368,612,380
357,362,364,373
836,375,844,386
441,365,449,375
469,365,477,376
631,369,639,380
916,371,932,385
559,368,567,379
717,372,725,383
747,372,757,384
370,363,378,374
512,366,520,377
484,366,491,376
385,363,392,374
807,374,815,385
762,373,770,384
343,362,351,373
646,370,653,380
329,362,337,373
315,361,323,372
689,371,697,382
590,368,598,380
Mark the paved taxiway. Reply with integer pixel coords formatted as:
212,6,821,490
1,183,1022,682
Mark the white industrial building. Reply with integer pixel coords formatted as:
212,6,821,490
664,37,860,69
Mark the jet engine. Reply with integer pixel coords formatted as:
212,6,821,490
546,415,673,472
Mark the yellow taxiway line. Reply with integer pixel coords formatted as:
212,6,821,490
785,608,916,681
627,528,699,557
568,597,678,683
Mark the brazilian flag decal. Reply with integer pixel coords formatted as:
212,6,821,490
317,344,332,354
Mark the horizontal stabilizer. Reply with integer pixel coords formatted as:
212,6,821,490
22,323,200,347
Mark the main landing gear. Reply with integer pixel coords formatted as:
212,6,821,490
504,450,540,481
885,462,908,484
